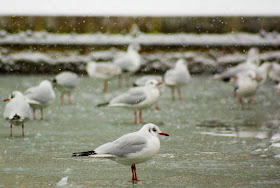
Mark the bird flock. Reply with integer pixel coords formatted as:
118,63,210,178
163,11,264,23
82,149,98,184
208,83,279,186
2,45,280,183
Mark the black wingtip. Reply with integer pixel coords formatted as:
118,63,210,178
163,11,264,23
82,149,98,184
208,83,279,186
72,151,96,157
96,102,109,107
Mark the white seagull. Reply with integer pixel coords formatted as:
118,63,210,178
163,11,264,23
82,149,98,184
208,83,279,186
98,79,162,124
25,80,55,120
3,91,32,136
72,123,169,183
86,61,122,92
214,47,260,82
134,75,164,110
164,58,191,100
234,70,262,108
269,62,280,83
52,71,78,104
113,43,141,87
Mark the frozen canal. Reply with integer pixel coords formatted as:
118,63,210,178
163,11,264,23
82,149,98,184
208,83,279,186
0,75,280,187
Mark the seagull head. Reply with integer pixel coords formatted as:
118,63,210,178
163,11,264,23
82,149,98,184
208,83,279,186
144,79,162,88
3,91,24,102
140,123,169,137
175,58,188,69
40,80,53,88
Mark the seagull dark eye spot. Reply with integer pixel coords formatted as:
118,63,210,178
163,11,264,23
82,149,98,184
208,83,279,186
152,128,156,132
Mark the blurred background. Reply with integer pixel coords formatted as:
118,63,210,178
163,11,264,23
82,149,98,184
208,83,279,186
0,0,280,74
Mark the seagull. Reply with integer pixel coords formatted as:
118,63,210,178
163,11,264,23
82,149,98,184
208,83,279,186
269,62,280,83
86,61,122,92
234,70,262,108
164,58,191,100
25,80,55,120
214,47,260,82
98,79,162,124
276,83,280,95
52,71,78,104
113,43,141,87
72,123,169,183
134,75,164,110
255,62,272,85
3,91,32,136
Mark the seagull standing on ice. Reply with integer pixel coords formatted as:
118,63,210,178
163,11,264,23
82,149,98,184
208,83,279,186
25,80,55,120
98,79,162,124
52,71,78,104
86,61,122,92
3,91,32,136
72,123,169,183
234,70,262,108
164,59,191,100
134,75,164,110
113,43,141,87
214,47,260,82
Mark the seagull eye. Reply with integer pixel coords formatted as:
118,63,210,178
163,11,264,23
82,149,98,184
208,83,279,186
152,128,157,132
10,94,14,98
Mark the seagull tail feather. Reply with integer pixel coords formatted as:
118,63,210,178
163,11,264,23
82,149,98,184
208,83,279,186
96,102,109,107
72,150,96,157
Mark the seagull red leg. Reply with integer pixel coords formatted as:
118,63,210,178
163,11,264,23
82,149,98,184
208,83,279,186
33,109,36,120
68,93,72,104
134,110,138,124
178,87,182,100
139,110,142,124
22,123,24,136
60,93,64,104
171,88,175,100
10,124,12,137
103,81,108,92
40,108,43,120
131,164,135,182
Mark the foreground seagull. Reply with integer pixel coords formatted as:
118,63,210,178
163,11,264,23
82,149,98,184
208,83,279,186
164,59,191,100
86,61,122,92
113,43,141,87
52,71,78,104
25,80,55,120
72,123,169,183
98,79,162,124
3,91,32,136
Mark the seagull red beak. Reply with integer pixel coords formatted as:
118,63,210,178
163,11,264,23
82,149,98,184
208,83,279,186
159,132,169,136
156,82,162,86
3,98,10,102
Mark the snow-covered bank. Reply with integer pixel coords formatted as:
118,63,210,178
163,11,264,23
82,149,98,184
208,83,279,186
1,47,280,74
0,31,280,46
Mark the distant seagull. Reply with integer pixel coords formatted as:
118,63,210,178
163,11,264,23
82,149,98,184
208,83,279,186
269,62,280,83
164,59,191,100
276,83,280,95
134,75,164,110
113,44,141,87
52,71,78,104
255,62,272,85
25,80,55,120
72,123,169,183
233,70,262,109
214,47,260,82
86,61,122,92
98,79,162,124
3,91,32,136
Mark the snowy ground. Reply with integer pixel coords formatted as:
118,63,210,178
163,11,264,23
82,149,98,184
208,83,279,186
0,30,280,46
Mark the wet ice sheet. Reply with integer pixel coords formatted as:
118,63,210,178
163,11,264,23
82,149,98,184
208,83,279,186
0,75,280,187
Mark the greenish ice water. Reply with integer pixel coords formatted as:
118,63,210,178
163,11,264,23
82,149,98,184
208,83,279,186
0,75,280,187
